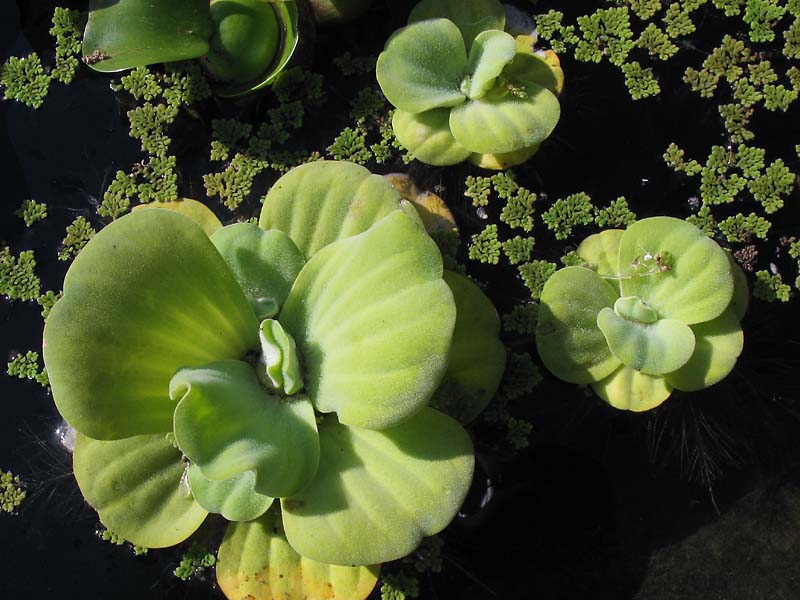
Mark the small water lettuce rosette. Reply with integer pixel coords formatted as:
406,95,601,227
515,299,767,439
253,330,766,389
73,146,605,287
82,0,300,97
43,161,505,600
376,0,563,169
535,217,748,412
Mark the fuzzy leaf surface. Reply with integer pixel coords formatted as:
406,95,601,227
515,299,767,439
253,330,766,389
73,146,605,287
466,30,517,99
187,466,274,522
591,365,673,412
407,0,505,49
392,108,472,166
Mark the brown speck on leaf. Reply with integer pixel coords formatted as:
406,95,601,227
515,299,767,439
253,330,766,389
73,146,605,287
82,49,109,65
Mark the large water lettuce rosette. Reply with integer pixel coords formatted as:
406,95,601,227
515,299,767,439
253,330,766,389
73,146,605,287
43,161,505,599
535,217,748,412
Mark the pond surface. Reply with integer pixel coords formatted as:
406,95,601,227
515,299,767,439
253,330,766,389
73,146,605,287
2,1,800,599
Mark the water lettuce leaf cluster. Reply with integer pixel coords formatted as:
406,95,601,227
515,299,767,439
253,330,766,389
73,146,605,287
376,0,563,168
535,217,748,411
43,160,505,599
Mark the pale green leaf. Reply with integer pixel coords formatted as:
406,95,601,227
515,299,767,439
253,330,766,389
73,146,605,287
466,30,517,99
576,229,624,279
597,308,696,375
43,210,259,440
188,466,273,522
376,19,468,113
280,210,456,429
449,83,561,154
73,433,208,548
171,360,319,498
536,266,621,384
408,0,505,49
502,51,563,95
664,308,743,391
259,319,304,395
281,408,473,566
217,511,379,600
618,217,734,324
439,270,506,423
591,365,673,412
211,224,305,320
392,108,472,166
259,161,401,259
728,252,750,320
133,198,222,237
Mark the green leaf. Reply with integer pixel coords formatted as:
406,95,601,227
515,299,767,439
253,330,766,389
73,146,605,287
43,210,259,440
187,466,273,522
73,433,208,548
618,217,734,324
211,224,305,320
217,511,379,600
449,84,561,154
728,252,750,320
260,161,401,260
664,308,743,391
171,360,319,498
132,198,222,236
408,0,505,49
281,408,473,566
214,0,300,98
258,319,304,395
466,30,517,99
591,365,673,411
576,229,624,279
503,51,563,96
82,0,212,72
440,271,506,423
392,108,472,166
376,19,468,113
280,210,456,430
536,267,621,384
597,308,696,375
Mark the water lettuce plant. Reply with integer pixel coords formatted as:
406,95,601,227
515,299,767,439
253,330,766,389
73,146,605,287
82,0,299,97
535,217,748,411
42,161,505,599
376,0,563,169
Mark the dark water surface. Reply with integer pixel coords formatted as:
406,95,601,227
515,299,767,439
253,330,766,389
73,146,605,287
2,1,800,599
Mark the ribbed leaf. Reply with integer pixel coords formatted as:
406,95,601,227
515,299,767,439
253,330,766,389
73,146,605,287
618,217,734,324
281,408,474,566
466,30,517,99
591,365,673,412
392,108,472,166
536,266,621,384
188,466,273,522
280,210,456,429
437,271,506,423
376,19,467,113
171,360,319,498
44,210,259,440
407,0,505,49
217,511,379,600
211,224,305,320
576,229,624,280
664,308,743,391
597,308,696,375
73,433,207,548
132,198,222,236
449,83,561,154
259,161,401,259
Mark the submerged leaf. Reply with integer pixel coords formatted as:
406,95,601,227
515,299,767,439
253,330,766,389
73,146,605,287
73,433,207,548
280,210,456,429
171,360,319,498
44,210,258,440
281,408,473,566
217,511,379,600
